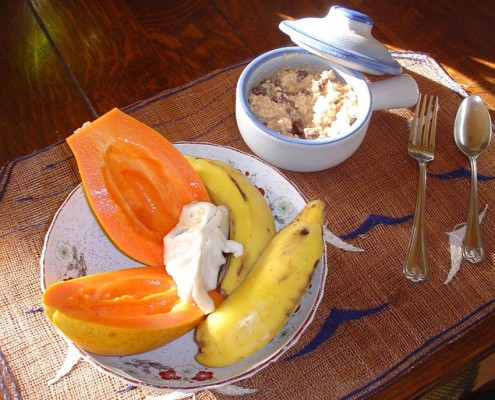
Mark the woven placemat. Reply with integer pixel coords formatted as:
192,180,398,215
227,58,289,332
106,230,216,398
1,51,494,400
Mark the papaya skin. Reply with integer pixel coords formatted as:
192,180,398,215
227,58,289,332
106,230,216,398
66,108,210,266
42,266,224,356
43,301,203,356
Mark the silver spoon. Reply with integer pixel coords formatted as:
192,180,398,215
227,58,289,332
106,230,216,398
454,95,492,263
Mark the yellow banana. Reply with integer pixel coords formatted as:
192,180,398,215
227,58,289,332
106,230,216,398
185,156,276,294
195,199,326,367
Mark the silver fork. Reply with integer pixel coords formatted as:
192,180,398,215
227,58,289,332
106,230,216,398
403,94,439,282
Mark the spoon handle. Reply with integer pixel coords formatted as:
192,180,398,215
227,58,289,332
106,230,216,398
404,161,428,282
463,157,484,263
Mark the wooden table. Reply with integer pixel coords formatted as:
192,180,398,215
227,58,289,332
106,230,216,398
2,1,494,399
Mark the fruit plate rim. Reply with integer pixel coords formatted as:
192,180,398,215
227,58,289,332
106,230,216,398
39,142,328,392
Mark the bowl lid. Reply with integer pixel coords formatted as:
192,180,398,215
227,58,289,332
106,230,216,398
279,6,402,76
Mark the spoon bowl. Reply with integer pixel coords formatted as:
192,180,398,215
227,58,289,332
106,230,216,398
454,95,492,263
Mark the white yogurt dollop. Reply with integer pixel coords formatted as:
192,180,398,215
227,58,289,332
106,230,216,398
164,202,243,314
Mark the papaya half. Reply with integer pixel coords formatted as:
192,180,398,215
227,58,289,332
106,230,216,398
66,108,210,266
42,266,223,356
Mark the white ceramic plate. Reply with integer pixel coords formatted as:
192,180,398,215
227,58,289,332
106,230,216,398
40,143,327,391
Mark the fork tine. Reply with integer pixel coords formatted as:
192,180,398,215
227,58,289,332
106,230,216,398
421,95,434,147
428,96,439,149
409,93,422,144
417,94,428,145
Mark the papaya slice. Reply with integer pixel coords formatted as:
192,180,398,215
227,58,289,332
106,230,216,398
43,266,223,356
66,108,210,266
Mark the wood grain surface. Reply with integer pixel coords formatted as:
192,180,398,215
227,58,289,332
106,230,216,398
1,1,494,399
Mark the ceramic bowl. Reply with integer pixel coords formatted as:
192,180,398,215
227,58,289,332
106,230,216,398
235,47,418,172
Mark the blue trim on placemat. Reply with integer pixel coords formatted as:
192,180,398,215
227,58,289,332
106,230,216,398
287,303,391,361
340,214,413,240
429,167,495,181
115,384,137,394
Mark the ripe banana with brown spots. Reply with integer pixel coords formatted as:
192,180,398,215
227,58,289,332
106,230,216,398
194,199,326,367
185,156,276,294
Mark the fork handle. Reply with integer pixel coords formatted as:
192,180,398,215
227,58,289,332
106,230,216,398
404,160,428,282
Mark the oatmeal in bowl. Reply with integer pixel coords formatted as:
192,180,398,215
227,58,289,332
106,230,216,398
248,68,358,140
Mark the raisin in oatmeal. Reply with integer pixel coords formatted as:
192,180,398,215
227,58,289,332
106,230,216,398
248,68,358,139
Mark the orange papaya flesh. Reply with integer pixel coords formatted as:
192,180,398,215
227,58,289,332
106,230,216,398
43,266,223,356
66,108,210,266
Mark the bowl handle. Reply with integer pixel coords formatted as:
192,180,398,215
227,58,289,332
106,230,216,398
369,74,419,111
